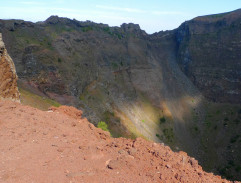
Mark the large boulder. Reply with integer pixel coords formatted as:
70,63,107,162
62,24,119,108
0,33,20,102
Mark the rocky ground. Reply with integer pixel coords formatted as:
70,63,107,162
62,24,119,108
0,101,238,183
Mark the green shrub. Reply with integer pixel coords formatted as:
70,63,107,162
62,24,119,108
103,27,110,32
97,121,109,132
160,116,166,123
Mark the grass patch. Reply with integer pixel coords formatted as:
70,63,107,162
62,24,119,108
19,87,61,111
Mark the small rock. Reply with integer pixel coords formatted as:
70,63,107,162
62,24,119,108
188,158,198,168
166,164,171,168
57,148,64,152
118,149,127,155
128,148,137,156
107,160,119,170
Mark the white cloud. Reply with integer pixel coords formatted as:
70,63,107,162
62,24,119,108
152,11,184,15
96,5,146,13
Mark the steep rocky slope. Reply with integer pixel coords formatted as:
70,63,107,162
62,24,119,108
0,100,236,183
0,9,240,180
0,33,20,102
176,9,241,103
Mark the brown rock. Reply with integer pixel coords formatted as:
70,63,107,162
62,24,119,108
0,33,20,102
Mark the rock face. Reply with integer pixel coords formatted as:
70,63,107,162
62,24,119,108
0,33,20,102
176,9,241,103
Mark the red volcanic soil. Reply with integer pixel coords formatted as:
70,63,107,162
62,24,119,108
0,101,238,183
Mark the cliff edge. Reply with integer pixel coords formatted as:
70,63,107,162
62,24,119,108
0,101,238,183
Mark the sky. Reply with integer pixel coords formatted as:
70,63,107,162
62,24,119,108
0,0,240,34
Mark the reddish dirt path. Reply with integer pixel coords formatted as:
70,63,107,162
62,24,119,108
0,101,237,183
